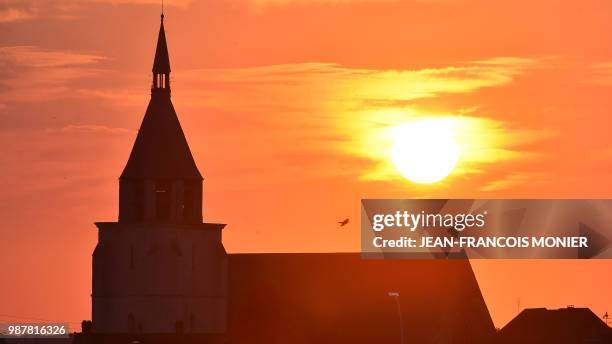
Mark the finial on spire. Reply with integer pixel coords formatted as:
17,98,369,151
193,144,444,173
161,0,164,19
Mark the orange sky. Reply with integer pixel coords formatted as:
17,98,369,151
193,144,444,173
1,0,612,330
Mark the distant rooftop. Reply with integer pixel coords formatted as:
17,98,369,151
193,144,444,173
499,306,611,344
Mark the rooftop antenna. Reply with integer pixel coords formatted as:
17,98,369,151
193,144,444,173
604,312,610,326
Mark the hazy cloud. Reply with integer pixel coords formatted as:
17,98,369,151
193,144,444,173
172,58,538,112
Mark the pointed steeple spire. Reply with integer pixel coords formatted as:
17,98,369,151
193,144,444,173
151,13,171,93
153,13,171,74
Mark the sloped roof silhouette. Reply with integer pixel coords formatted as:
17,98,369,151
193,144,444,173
120,16,201,181
226,253,496,344
120,95,202,180
499,307,612,343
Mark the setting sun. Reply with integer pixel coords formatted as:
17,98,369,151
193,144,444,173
390,118,460,184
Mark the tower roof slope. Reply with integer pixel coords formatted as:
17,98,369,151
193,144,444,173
120,96,202,180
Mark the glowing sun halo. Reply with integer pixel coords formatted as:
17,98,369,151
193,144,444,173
391,118,460,184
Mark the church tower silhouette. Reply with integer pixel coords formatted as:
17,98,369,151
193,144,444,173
91,14,227,335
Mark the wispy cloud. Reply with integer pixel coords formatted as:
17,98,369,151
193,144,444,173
586,61,612,85
88,0,192,6
0,0,192,23
481,172,550,192
171,58,537,112
248,0,448,6
47,124,135,135
0,8,34,23
0,46,104,67
0,46,105,104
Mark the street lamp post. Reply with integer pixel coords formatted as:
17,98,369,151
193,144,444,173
388,292,404,344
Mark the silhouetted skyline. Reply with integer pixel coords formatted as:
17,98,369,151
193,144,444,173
1,0,612,331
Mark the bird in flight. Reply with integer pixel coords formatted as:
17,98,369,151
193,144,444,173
338,218,350,227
